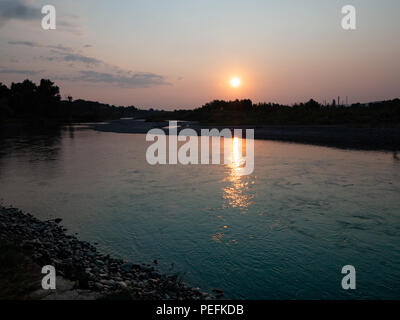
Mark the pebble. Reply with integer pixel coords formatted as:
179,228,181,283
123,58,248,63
0,206,214,300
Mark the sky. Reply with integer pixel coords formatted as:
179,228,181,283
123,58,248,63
0,0,399,109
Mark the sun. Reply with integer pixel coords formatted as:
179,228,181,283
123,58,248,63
230,77,241,88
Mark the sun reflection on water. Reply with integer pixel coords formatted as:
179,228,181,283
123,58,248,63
211,137,255,244
222,137,254,210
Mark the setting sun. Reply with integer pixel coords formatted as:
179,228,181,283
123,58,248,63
230,77,241,88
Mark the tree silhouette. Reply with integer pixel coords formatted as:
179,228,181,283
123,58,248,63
1,78,400,126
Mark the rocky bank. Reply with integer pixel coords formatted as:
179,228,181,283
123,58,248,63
0,206,215,300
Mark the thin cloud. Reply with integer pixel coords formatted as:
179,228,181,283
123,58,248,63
0,0,83,35
63,53,101,65
8,40,72,52
0,68,38,75
48,44,73,52
8,40,98,66
0,0,40,26
78,70,171,88
57,19,83,36
8,40,38,47
6,40,170,88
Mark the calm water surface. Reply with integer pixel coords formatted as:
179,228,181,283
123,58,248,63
0,125,399,299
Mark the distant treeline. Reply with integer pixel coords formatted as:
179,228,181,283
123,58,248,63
1,79,400,126
155,98,400,126
0,79,141,123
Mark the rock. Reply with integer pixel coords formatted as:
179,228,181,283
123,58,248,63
121,262,133,272
0,205,212,300
212,289,224,295
100,279,115,286
55,276,75,291
95,283,104,290
95,259,104,266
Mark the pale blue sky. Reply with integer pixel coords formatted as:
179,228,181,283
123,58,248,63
0,0,399,108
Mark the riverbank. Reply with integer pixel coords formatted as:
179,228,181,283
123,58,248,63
0,205,214,300
92,119,400,151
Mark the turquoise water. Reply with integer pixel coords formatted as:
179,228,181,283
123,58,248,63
0,125,399,299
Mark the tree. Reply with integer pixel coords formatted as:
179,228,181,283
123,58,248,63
37,79,61,103
0,82,10,99
10,80,37,115
0,82,11,119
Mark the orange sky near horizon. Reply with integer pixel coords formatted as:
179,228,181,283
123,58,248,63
0,0,399,109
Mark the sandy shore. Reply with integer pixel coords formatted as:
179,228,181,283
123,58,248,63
92,119,400,151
